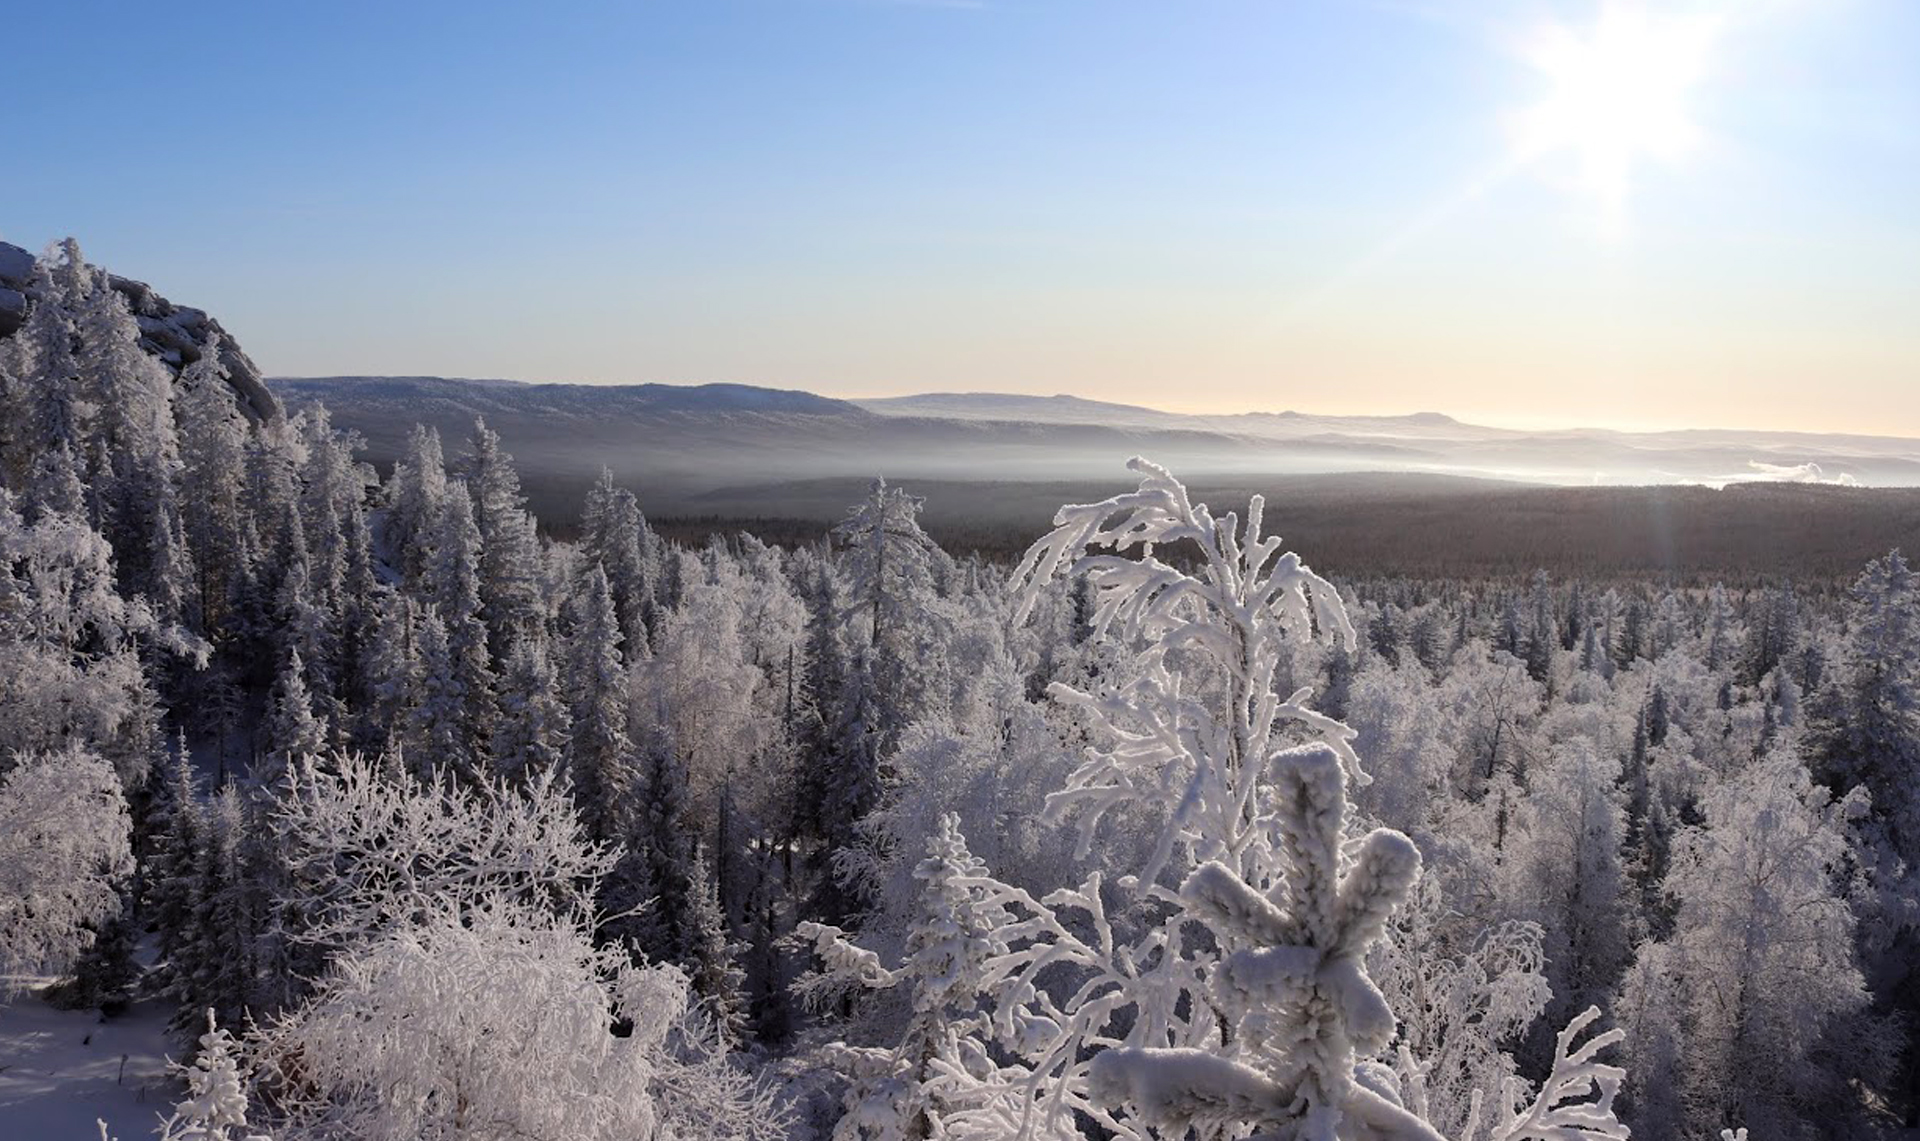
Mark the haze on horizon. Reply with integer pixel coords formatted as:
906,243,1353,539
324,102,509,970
8,0,1917,436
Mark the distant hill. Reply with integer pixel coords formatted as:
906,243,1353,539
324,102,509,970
272,376,1440,520
271,375,1920,578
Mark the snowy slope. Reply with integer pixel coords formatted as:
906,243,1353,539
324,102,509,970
0,986,177,1141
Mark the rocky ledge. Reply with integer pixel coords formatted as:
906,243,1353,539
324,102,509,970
0,240,279,424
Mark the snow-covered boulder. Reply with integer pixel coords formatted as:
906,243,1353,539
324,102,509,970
103,274,279,423
0,241,32,335
0,240,278,423
0,241,32,288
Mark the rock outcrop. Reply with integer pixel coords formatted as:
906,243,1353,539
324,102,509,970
0,240,279,424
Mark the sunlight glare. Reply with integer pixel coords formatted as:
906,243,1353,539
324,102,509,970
1512,3,1719,223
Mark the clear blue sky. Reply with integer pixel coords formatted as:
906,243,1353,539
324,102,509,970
8,0,1917,432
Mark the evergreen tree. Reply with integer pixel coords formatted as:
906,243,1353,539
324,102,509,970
463,417,546,659
176,334,251,643
171,785,261,1039
565,566,632,843
580,467,660,647
683,847,748,1044
1524,569,1557,682
260,648,327,787
423,484,497,777
492,635,571,780
358,590,419,757
386,423,446,586
1368,602,1405,666
835,477,937,654
157,1009,270,1141
147,746,205,981
405,606,481,781
1807,549,1920,1118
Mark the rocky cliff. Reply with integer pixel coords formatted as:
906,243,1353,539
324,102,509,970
0,240,279,423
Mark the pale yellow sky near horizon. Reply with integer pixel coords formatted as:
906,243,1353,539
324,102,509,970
18,0,1917,440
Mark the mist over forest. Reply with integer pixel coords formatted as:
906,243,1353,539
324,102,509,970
278,375,1920,581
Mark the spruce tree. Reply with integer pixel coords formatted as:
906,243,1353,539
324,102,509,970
564,566,632,843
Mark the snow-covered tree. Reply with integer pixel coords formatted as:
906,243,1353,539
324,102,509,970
684,847,750,1044
258,648,327,787
1502,737,1630,1020
0,746,133,989
565,564,634,843
267,750,612,950
421,482,497,776
794,813,1014,1140
1627,748,1887,1137
836,477,938,653
1808,551,1920,1023
491,634,571,780
462,417,546,659
256,895,782,1141
578,466,658,649
803,460,1627,1141
385,423,446,586
155,1010,272,1141
175,333,252,642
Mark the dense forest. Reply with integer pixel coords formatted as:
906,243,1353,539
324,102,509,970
4,242,1919,1140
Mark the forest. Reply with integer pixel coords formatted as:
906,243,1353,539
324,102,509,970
3,241,1919,1141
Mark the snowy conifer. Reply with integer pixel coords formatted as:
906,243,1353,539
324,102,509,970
566,565,633,842
156,1010,271,1141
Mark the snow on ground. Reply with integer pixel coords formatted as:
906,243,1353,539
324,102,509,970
0,984,177,1141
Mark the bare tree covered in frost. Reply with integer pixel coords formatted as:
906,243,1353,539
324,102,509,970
803,459,1628,1141
266,752,611,949
0,745,133,987
254,896,783,1141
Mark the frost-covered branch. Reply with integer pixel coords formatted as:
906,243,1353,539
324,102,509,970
267,751,614,949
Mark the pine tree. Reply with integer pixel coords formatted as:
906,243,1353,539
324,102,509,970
147,745,205,981
793,813,1012,1138
49,894,139,1013
1369,602,1405,665
684,847,748,1044
1807,549,1920,1119
1524,569,1556,682
835,477,937,653
171,785,260,1039
491,635,571,780
1703,583,1736,672
260,648,327,788
463,417,546,659
565,565,632,843
176,334,251,642
406,606,476,781
7,249,90,508
423,484,497,777
1509,739,1630,1020
887,815,1013,1137
74,263,181,596
157,1010,271,1141
581,468,658,652
386,423,447,586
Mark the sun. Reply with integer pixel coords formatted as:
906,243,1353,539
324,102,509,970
1512,3,1718,218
